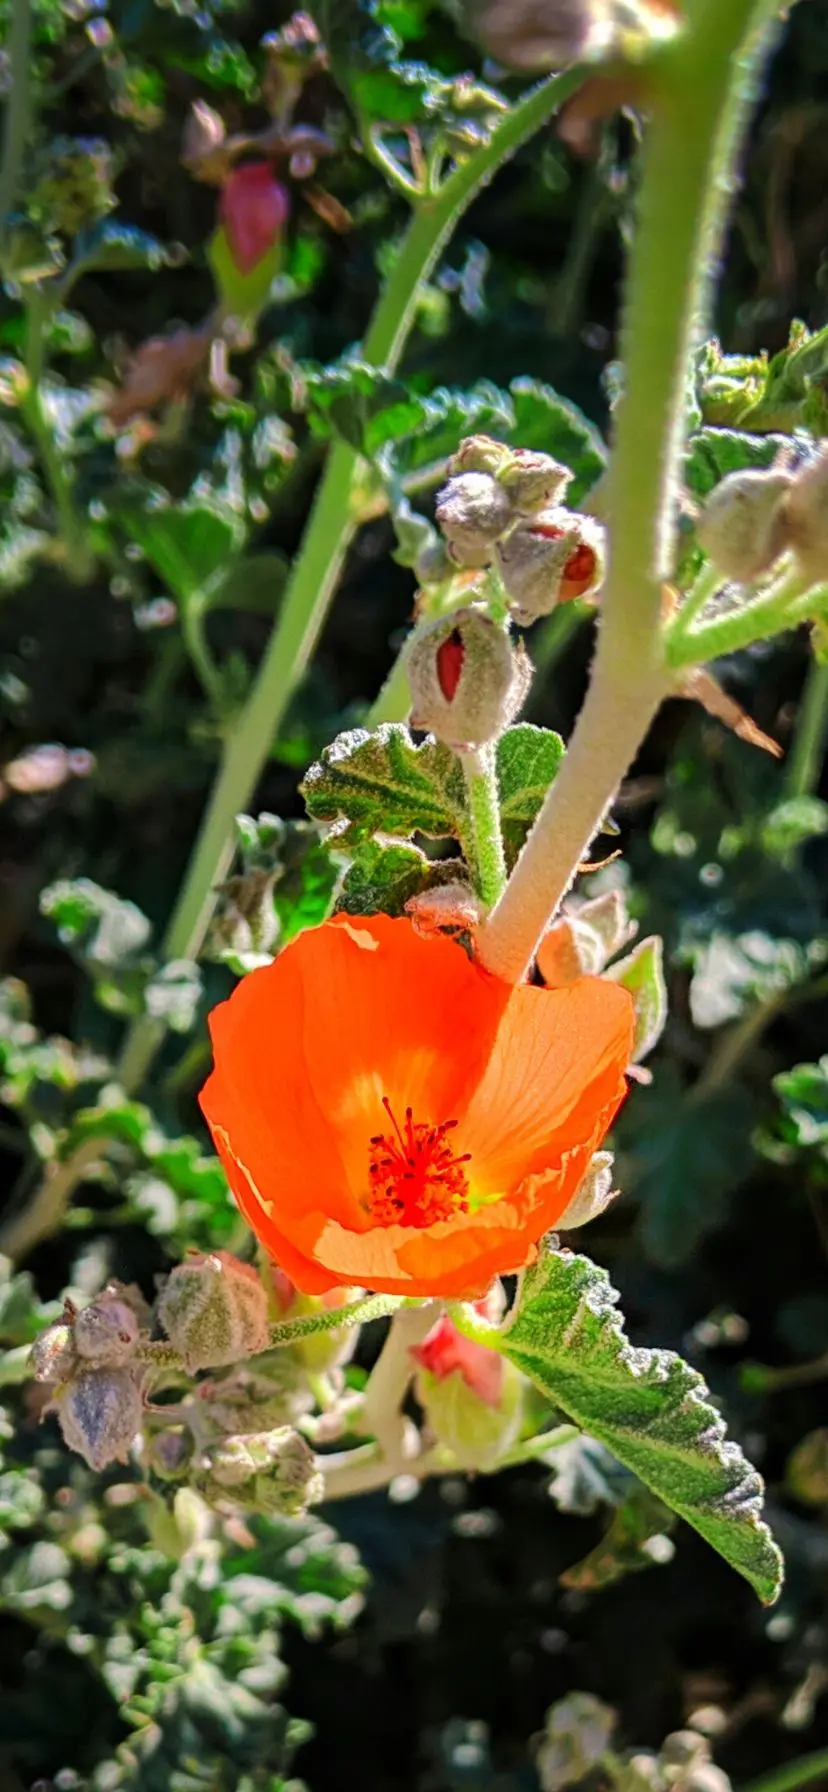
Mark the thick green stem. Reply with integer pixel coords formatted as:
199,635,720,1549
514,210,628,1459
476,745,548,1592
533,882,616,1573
459,746,508,908
0,0,33,239
366,645,412,727
785,656,828,797
667,572,828,669
477,0,785,984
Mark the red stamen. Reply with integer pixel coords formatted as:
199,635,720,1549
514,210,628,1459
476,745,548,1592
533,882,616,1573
436,629,465,702
368,1096,471,1228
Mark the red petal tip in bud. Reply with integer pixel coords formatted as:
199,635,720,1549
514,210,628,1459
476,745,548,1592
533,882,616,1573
561,543,599,600
436,627,465,701
218,162,290,275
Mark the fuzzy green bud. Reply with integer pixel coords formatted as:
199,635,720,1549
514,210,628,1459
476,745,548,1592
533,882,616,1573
54,1366,144,1471
157,1250,269,1371
500,448,572,515
781,448,828,589
498,507,605,623
199,1426,323,1516
405,608,531,751
30,1321,76,1386
696,468,792,585
73,1292,139,1368
435,471,514,567
450,434,514,478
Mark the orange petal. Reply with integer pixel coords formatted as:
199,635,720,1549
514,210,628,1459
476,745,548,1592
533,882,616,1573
458,977,635,1196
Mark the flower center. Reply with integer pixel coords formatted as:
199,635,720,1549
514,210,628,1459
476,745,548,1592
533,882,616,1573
368,1096,471,1228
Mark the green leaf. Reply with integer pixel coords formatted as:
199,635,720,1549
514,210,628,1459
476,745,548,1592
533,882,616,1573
561,1487,677,1592
143,961,203,1034
607,937,666,1061
774,1057,828,1150
68,221,178,278
112,483,246,603
501,1244,783,1603
301,724,464,846
388,382,516,479
760,795,828,860
688,930,823,1031
508,379,606,504
40,878,151,967
305,355,429,458
338,840,456,916
618,1064,761,1268
496,723,566,867
684,427,791,500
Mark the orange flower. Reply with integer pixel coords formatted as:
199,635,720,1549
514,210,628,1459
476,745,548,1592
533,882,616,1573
200,914,635,1299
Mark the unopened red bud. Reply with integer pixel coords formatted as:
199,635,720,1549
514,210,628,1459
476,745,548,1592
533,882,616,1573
435,471,514,567
406,608,531,750
158,1250,269,1371
218,163,290,275
436,628,465,700
498,507,605,622
696,468,792,585
412,1298,523,1470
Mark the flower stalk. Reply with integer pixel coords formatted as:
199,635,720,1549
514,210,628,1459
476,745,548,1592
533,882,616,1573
476,0,786,985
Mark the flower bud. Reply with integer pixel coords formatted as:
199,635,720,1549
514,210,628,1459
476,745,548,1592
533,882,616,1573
780,449,828,589
411,1304,522,1471
500,449,572,515
202,1361,311,1433
450,435,514,478
696,468,792,584
536,1693,617,1792
556,1150,618,1229
54,1366,144,1471
218,162,290,276
199,1426,323,1516
435,471,514,567
73,1292,139,1368
157,1251,270,1371
405,608,531,750
30,1321,76,1386
498,508,605,623
181,100,226,174
145,1425,194,1482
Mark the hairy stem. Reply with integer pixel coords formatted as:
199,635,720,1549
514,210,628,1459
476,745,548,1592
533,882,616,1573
667,570,828,669
477,0,783,984
459,746,508,908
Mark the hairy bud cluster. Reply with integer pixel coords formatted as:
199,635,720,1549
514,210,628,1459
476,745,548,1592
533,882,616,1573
433,435,603,622
405,607,531,751
198,1425,323,1516
31,1284,147,1472
157,1250,270,1371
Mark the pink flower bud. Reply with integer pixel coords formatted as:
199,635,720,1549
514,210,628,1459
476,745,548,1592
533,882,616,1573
218,163,290,275
411,1288,524,1470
